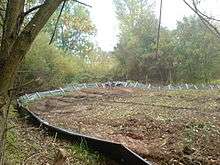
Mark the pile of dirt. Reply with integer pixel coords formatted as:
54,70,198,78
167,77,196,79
29,88,220,164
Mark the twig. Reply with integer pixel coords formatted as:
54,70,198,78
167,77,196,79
23,4,45,17
192,0,220,22
49,0,67,44
73,0,92,7
182,0,220,38
155,0,163,58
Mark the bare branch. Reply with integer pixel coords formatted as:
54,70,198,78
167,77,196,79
182,0,220,38
49,0,66,44
73,0,92,7
156,0,162,58
192,0,220,22
23,4,44,17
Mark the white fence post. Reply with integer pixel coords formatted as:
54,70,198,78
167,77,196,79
83,83,87,88
194,85,198,90
124,82,128,87
25,94,29,101
168,84,171,90
36,92,41,98
102,83,105,88
60,87,65,94
134,82,138,88
49,91,53,96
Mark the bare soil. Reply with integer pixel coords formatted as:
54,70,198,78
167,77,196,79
29,88,220,165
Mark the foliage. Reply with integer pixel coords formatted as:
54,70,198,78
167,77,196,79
44,2,96,56
16,33,115,92
174,17,220,83
113,0,159,82
113,0,220,83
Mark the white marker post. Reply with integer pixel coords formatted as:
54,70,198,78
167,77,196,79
168,84,171,90
134,82,138,88
72,84,77,90
25,94,29,101
59,87,65,94
36,92,41,98
102,83,105,88
185,84,189,90
49,91,53,96
194,85,198,90
83,83,87,88
124,82,128,87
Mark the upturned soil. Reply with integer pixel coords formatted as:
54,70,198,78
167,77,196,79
29,88,220,165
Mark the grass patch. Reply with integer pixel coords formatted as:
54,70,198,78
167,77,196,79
67,141,106,165
4,106,109,164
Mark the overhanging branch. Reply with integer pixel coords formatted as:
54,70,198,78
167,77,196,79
73,0,92,7
23,4,45,17
182,0,220,38
49,0,66,44
23,0,91,18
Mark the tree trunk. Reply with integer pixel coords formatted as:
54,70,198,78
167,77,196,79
0,0,64,162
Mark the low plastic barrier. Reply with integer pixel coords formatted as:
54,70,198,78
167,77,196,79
17,103,151,165
17,81,219,165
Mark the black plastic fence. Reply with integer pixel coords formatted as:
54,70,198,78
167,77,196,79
17,81,219,165
17,103,151,165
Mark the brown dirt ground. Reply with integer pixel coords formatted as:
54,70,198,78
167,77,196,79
29,88,220,165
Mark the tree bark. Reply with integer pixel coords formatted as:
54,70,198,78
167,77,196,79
0,0,64,162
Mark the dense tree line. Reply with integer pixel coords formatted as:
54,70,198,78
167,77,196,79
112,0,220,84
16,33,115,93
16,0,220,93
14,2,114,93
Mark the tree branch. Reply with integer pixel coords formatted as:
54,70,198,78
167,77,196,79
192,0,220,22
23,4,44,17
49,0,66,44
73,0,92,7
0,0,25,58
182,0,220,38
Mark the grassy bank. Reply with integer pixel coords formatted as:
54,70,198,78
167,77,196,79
5,107,112,165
